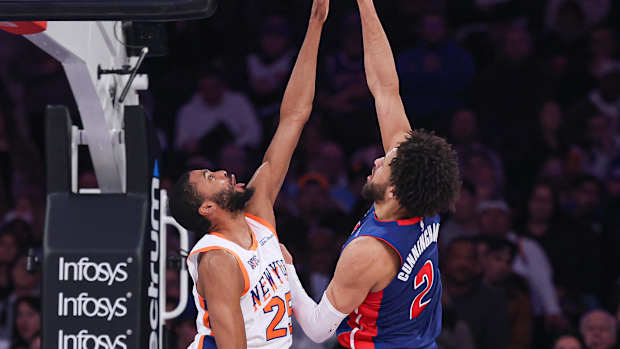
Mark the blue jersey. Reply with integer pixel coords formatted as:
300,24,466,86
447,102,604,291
336,205,442,349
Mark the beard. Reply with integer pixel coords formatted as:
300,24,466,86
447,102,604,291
212,186,255,213
361,181,388,202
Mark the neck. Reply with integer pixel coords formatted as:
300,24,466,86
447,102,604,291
211,212,254,249
374,200,409,221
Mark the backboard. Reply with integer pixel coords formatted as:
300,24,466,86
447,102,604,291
0,0,217,21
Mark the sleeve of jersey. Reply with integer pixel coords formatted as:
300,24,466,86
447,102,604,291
286,264,347,343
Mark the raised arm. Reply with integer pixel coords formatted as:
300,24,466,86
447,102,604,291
357,0,411,153
245,0,328,225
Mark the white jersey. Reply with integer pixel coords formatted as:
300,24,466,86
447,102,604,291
186,214,292,349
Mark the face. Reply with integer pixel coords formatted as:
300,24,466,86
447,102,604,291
297,183,330,216
582,312,616,349
444,241,477,284
199,77,225,105
574,181,600,213
504,28,531,62
540,102,562,131
189,169,252,215
0,233,17,264
16,301,40,342
453,188,477,222
260,33,289,59
528,185,554,222
362,148,397,202
483,249,513,284
479,208,511,236
554,336,582,349
451,110,477,143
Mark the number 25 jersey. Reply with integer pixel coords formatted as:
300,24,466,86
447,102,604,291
337,205,442,349
186,214,292,349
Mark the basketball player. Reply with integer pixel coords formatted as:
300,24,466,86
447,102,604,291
168,0,329,348
279,0,461,348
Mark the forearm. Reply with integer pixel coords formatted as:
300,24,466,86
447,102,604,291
279,19,324,123
287,265,347,343
357,0,399,97
357,0,411,151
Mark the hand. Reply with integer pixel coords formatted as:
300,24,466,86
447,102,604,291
310,0,329,24
279,243,293,264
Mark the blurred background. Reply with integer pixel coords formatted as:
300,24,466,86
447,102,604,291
0,0,619,348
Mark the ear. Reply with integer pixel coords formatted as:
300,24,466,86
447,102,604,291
387,185,397,199
198,201,215,218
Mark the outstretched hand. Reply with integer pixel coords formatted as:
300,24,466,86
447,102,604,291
311,0,329,24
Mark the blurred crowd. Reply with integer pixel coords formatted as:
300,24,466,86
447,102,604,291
1,0,620,348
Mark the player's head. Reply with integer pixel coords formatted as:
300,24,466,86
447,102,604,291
362,130,460,218
169,169,254,233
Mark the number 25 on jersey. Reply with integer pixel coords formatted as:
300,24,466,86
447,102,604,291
263,291,293,340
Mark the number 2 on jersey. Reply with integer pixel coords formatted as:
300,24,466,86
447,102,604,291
263,291,293,340
410,260,434,319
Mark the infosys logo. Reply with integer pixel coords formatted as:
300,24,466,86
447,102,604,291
58,329,129,349
58,257,129,286
58,292,129,321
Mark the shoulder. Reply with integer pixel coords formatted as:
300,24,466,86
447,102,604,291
340,236,399,271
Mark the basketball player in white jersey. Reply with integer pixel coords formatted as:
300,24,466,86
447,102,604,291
168,1,329,348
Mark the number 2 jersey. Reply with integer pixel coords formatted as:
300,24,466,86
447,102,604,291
336,205,442,349
186,214,292,349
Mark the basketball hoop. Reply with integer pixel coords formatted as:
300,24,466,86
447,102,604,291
0,21,47,35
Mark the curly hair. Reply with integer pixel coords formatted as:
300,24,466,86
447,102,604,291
169,171,213,234
389,130,461,217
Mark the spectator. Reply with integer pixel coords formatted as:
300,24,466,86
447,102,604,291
306,141,356,212
567,114,619,179
563,175,612,308
477,200,565,332
478,237,533,349
462,150,505,201
0,229,19,295
246,15,295,120
174,68,262,154
397,12,475,128
554,334,584,349
519,183,581,313
449,109,502,170
439,181,479,249
11,297,39,349
436,292,476,349
474,26,549,154
579,310,617,349
567,61,620,145
521,102,569,191
442,237,511,349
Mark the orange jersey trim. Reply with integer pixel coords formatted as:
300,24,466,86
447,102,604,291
189,246,250,296
245,213,278,240
210,231,258,251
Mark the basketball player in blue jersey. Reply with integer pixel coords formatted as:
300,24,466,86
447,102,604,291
168,0,329,348
279,0,461,348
